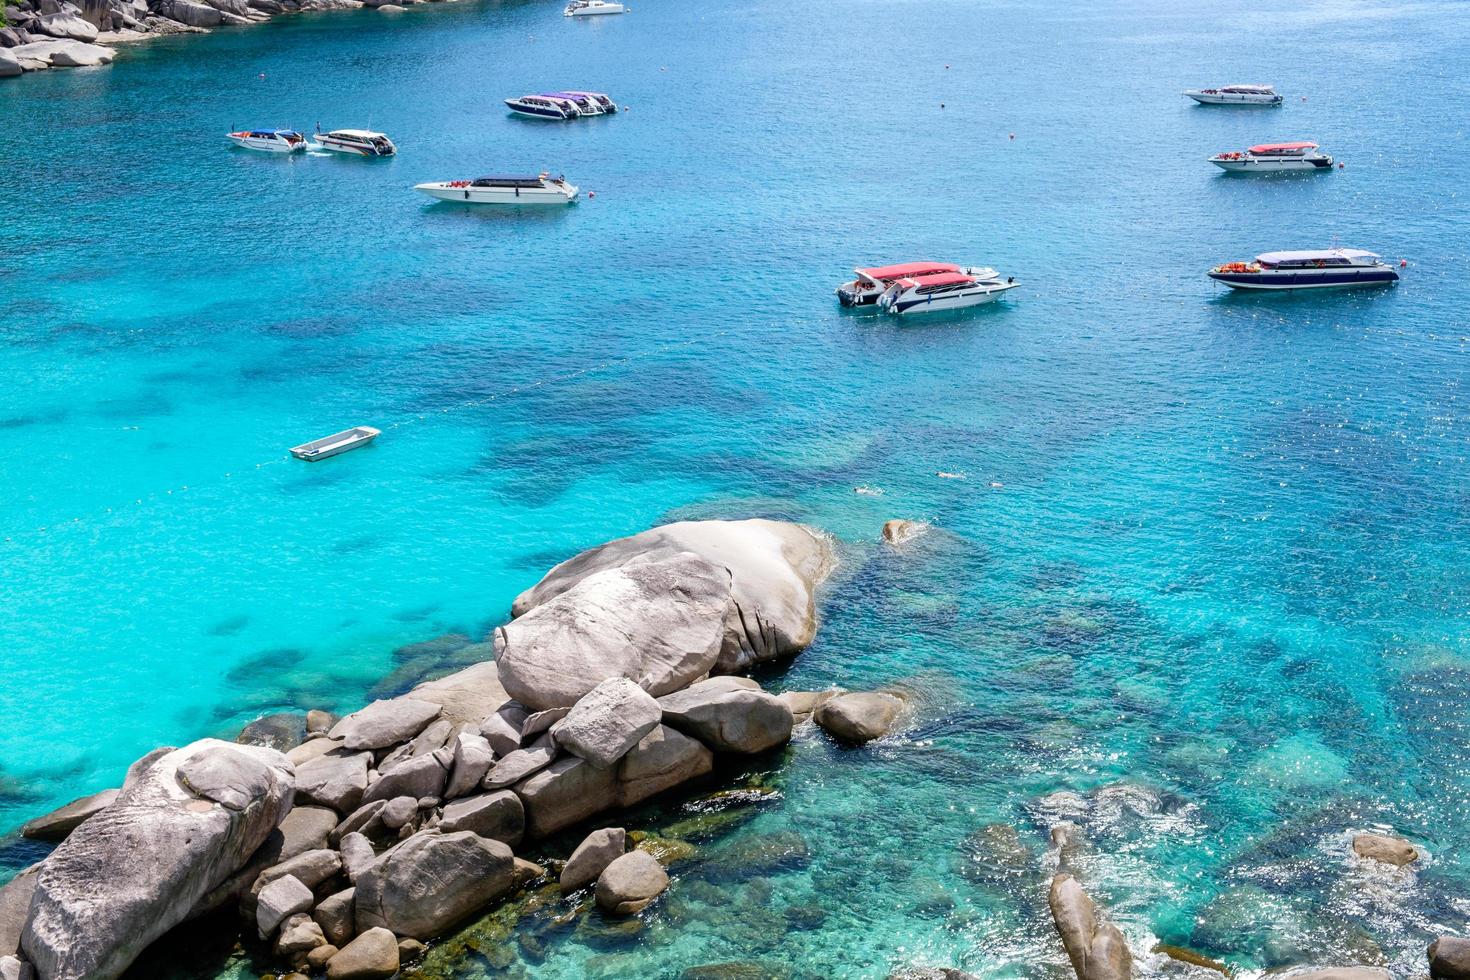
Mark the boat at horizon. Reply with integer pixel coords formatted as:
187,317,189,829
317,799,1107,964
312,128,397,157
226,129,307,153
1184,84,1284,106
877,269,1019,314
1210,142,1333,173
414,173,580,205
1208,249,1400,290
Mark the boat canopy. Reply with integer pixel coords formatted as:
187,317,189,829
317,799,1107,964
897,272,974,289
329,129,387,139
472,176,549,187
1257,248,1379,265
1223,84,1275,92
858,261,961,281
1249,142,1317,153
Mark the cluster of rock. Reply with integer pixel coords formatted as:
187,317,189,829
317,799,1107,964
0,0,423,80
0,519,939,979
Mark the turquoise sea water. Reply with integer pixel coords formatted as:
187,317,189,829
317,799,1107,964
3,0,1470,975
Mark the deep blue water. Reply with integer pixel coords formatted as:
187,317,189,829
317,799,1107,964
2,0,1469,976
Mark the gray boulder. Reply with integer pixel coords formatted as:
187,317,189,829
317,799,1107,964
554,678,663,769
594,850,669,915
276,912,327,961
330,698,442,751
560,827,625,892
659,681,794,754
0,955,34,980
0,52,20,77
296,750,371,812
194,804,339,915
1048,873,1131,980
1430,937,1470,980
515,754,618,838
361,752,446,806
326,926,398,979
153,0,220,24
257,874,314,938
37,10,97,39
480,701,528,756
330,799,387,845
237,712,307,753
313,887,355,947
0,867,38,955
445,732,494,799
254,848,342,894
339,833,376,883
777,690,838,725
440,790,524,846
511,519,833,675
380,796,417,830
617,724,713,806
287,736,343,768
1352,832,1418,867
483,740,557,789
495,551,732,710
22,740,293,980
815,692,903,744
355,831,516,939
521,706,571,741
378,718,454,772
20,788,118,841
402,660,511,729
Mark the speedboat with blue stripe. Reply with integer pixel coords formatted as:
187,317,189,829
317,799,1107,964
1208,249,1400,291
877,269,1019,315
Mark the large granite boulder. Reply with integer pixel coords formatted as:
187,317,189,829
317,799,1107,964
22,740,294,980
1048,873,1131,980
20,788,118,841
496,552,732,710
659,681,793,754
1352,832,1418,867
355,831,516,939
814,692,903,744
617,724,713,806
0,52,21,77
361,752,447,806
326,926,398,979
37,10,98,40
295,750,370,812
439,790,524,846
561,827,625,892
484,740,557,789
10,38,111,65
554,678,663,768
403,660,511,729
515,754,618,838
594,850,669,915
445,732,494,799
329,699,441,751
511,519,833,674
1430,937,1470,979
0,868,38,956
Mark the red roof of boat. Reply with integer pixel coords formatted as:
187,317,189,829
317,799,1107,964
897,272,974,288
1248,141,1318,153
858,261,961,280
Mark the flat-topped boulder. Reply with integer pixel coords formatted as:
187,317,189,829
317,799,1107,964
22,739,294,980
511,519,833,675
20,788,118,841
496,551,732,710
554,678,663,769
355,830,516,940
659,680,793,754
485,739,558,789
295,749,370,813
439,790,524,846
329,698,442,751
515,754,618,838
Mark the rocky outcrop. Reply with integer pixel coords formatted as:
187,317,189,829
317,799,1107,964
496,551,732,710
1430,937,1470,980
814,692,903,744
594,850,669,915
1048,874,1131,980
1352,831,1418,867
354,831,517,939
21,740,294,980
19,788,118,841
553,678,663,768
511,519,832,675
561,827,625,892
659,680,794,754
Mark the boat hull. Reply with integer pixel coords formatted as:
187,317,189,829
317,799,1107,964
1211,156,1332,172
1208,270,1399,290
228,135,305,153
505,101,576,119
290,427,381,460
1185,93,1282,106
415,182,579,205
313,137,395,157
881,282,1019,314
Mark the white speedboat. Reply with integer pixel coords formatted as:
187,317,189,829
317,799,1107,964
836,261,989,307
1210,142,1332,172
1183,84,1283,106
290,426,381,461
504,95,582,119
227,129,307,153
877,269,1019,314
414,173,580,205
565,0,623,15
313,129,397,157
1207,249,1400,290
559,90,617,113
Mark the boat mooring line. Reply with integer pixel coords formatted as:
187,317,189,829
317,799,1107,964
5,330,731,545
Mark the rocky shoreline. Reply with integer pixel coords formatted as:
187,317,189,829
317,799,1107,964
0,0,437,79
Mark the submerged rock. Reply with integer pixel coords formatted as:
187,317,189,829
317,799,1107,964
682,964,793,980
496,551,731,710
1351,832,1418,867
19,788,118,841
594,850,668,915
22,740,293,980
355,830,516,939
881,519,929,545
510,518,833,675
561,827,626,892
237,712,307,753
815,692,903,744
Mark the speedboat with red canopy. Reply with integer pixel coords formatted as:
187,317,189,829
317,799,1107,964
877,269,1019,315
1207,249,1399,290
836,261,989,306
1210,142,1333,172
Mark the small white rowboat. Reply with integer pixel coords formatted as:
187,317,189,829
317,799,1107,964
290,426,381,461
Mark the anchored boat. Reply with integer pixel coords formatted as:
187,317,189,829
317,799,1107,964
1207,249,1400,290
289,426,381,461
313,129,397,157
1183,84,1283,106
836,261,984,307
877,269,1019,314
565,0,624,15
227,129,307,153
504,95,584,120
414,173,579,205
1210,142,1333,172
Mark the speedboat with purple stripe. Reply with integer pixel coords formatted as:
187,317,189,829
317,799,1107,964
1208,249,1400,291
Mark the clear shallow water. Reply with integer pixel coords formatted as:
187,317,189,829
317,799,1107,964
2,0,1470,975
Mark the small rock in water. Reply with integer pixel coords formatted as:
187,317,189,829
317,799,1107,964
306,709,339,736
1352,831,1419,867
561,827,626,892
814,692,903,744
1430,936,1470,980
594,850,669,915
881,519,928,545
236,712,307,753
